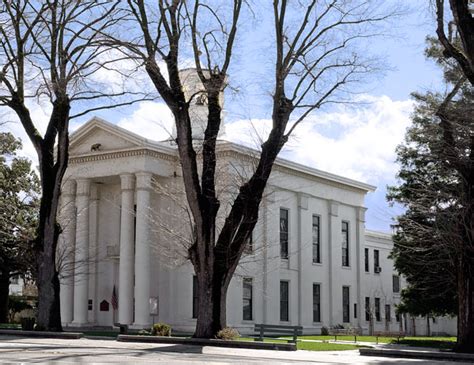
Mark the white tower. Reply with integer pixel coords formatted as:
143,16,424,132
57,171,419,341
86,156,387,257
172,68,226,140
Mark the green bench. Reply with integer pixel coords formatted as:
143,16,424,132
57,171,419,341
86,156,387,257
254,324,303,343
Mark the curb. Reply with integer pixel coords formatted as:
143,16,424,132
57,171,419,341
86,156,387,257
360,348,474,362
117,335,296,351
0,329,83,339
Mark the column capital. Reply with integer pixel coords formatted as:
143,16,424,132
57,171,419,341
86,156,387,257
328,200,339,217
62,180,76,196
76,179,91,196
120,174,136,191
356,206,367,223
135,172,153,191
297,193,308,210
90,183,99,201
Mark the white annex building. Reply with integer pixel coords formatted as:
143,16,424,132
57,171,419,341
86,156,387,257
58,71,456,336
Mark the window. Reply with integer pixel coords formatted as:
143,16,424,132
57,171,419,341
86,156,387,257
385,304,391,322
375,298,381,321
354,303,358,319
392,275,400,293
280,281,289,321
243,278,253,320
313,284,321,322
341,221,349,266
342,286,350,323
312,215,321,263
244,230,253,254
374,249,380,272
88,299,93,311
365,297,371,321
192,276,198,318
280,209,289,259
364,248,369,272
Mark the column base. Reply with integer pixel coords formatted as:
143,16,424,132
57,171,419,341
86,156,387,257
69,321,95,328
130,323,152,330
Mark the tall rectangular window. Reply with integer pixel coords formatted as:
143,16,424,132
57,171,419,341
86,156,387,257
385,304,391,322
244,230,253,254
374,249,380,272
342,221,349,266
365,297,371,321
354,303,357,319
313,284,321,322
280,281,289,321
342,286,350,323
312,215,321,263
192,276,198,318
280,209,289,259
243,278,253,320
392,275,400,293
375,298,381,321
364,248,369,272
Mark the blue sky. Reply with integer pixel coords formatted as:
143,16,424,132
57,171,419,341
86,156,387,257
2,1,446,233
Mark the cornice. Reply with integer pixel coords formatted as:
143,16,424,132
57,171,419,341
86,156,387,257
217,148,372,194
69,148,178,165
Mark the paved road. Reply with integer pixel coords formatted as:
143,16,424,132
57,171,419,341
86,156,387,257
0,336,468,364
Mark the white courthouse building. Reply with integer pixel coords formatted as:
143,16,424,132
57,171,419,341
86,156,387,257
58,71,456,336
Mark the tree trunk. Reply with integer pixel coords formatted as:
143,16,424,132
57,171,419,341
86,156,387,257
455,262,474,353
426,315,431,337
35,178,62,331
194,270,228,338
0,273,10,323
34,100,70,332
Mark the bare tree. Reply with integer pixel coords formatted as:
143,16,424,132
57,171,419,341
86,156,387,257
114,0,393,337
0,0,149,330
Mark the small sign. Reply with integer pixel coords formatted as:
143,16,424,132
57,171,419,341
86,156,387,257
149,297,158,316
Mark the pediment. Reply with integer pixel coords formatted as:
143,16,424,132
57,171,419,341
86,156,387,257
70,117,146,155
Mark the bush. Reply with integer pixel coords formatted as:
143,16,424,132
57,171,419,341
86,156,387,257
216,327,240,341
321,326,329,335
150,323,171,336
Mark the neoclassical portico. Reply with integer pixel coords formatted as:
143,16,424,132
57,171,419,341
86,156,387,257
59,171,155,328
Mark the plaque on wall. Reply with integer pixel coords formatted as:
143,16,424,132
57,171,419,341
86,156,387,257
100,300,109,312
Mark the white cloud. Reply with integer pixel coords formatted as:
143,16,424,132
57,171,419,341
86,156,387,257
0,100,52,165
117,101,175,141
225,95,413,185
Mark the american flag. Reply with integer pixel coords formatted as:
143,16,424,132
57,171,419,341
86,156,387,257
111,285,118,310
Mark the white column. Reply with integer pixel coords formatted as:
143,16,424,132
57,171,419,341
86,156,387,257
59,180,76,325
88,184,99,324
118,174,135,325
72,178,90,325
133,172,153,327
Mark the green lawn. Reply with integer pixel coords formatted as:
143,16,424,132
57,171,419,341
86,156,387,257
239,337,361,351
287,335,457,349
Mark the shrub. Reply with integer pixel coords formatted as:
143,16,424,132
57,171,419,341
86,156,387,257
150,323,171,336
216,327,240,341
321,326,329,335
